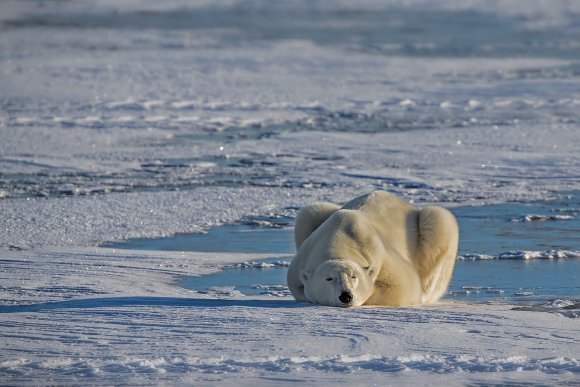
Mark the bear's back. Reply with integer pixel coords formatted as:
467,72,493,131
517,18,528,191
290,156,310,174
342,191,419,265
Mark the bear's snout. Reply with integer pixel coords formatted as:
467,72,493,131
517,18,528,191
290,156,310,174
339,291,353,305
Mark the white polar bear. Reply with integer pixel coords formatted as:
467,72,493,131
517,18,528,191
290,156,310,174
287,191,459,307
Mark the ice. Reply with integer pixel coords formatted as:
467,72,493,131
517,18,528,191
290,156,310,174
510,214,575,222
1,248,579,385
498,250,580,260
512,299,580,319
1,0,579,384
458,249,580,260
232,261,291,269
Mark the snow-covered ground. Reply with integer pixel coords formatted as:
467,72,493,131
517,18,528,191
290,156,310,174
1,248,579,385
1,0,579,385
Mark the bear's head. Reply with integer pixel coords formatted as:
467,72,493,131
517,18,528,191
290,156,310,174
300,260,378,307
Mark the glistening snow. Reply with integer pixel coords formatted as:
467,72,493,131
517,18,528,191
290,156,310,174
0,0,579,385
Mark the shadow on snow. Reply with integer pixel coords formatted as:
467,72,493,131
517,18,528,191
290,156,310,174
0,296,312,313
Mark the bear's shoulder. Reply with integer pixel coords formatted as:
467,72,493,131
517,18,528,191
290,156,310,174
343,190,416,213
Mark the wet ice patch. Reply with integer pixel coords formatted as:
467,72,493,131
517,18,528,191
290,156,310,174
104,216,295,254
179,249,580,304
2,0,580,385
196,286,244,298
498,250,580,260
510,214,575,222
449,255,579,305
103,196,580,304
512,299,580,319
455,194,579,254
514,291,535,297
230,260,290,269
458,249,580,260
179,258,291,297
250,284,291,297
449,286,506,297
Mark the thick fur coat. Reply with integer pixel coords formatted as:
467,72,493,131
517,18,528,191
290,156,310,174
287,191,459,307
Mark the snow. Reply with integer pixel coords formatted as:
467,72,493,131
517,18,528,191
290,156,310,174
511,214,575,222
458,250,580,261
1,0,579,385
1,248,579,385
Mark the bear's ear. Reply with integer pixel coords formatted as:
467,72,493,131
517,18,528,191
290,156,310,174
364,265,379,282
299,270,312,284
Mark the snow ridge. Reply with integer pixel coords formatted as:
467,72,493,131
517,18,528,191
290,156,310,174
1,354,578,380
458,249,580,260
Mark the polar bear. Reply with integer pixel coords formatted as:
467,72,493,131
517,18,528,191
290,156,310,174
287,191,459,307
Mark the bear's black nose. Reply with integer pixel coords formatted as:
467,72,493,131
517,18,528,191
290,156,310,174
339,291,353,304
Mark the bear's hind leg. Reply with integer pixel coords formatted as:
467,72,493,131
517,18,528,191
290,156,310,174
416,206,459,304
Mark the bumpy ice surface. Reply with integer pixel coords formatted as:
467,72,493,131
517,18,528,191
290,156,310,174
1,0,579,385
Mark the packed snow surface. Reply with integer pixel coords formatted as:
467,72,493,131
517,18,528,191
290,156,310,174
1,0,579,385
1,248,579,385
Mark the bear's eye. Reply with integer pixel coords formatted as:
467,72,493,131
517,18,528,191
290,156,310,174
326,277,333,281
351,275,357,279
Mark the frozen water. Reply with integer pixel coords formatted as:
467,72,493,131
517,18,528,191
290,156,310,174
110,194,579,305
104,223,295,254
1,0,580,385
2,1,580,208
453,194,579,254
178,257,579,304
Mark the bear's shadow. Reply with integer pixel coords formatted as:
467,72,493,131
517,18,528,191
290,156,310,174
0,296,313,313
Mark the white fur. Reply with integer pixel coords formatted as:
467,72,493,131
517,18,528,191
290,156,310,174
287,191,459,307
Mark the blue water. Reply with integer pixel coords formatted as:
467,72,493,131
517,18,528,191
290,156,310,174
107,193,579,305
2,0,579,324
109,224,294,254
178,258,579,306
